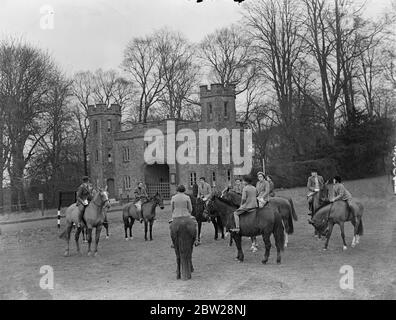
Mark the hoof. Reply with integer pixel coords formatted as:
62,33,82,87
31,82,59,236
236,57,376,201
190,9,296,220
284,243,288,248
87,251,92,257
105,236,109,240
323,247,327,251
351,242,356,248
262,259,268,264
277,260,281,265
343,246,347,251
94,252,98,257
125,238,129,241
252,248,258,253
194,242,200,247
63,251,69,257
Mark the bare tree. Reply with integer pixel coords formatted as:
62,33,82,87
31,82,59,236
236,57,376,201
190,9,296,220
155,29,200,119
199,24,256,94
122,35,165,122
0,38,56,210
244,0,306,156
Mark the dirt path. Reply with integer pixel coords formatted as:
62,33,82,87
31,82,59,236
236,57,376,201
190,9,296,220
0,176,395,300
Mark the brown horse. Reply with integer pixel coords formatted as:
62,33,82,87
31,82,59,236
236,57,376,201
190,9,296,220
221,188,297,248
122,192,164,241
309,200,364,251
205,193,285,264
60,188,110,257
170,216,197,280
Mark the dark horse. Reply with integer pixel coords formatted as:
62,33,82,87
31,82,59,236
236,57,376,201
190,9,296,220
60,188,110,256
170,216,197,280
309,200,364,251
188,194,226,246
204,193,285,264
122,192,165,241
221,188,297,248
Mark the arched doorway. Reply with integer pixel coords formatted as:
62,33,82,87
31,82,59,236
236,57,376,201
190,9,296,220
144,164,170,199
106,178,115,199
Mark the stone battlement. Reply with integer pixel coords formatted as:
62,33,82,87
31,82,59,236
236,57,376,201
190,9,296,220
88,103,121,116
199,83,236,97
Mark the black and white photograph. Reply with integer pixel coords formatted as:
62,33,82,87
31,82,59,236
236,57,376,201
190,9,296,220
0,0,395,304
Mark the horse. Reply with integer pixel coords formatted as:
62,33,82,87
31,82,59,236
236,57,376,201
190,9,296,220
204,192,285,264
59,188,110,257
170,216,197,280
188,194,227,246
309,200,364,251
221,187,297,248
80,206,110,242
122,192,164,241
308,181,332,238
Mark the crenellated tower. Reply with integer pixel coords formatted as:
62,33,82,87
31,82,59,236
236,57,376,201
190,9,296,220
87,103,121,196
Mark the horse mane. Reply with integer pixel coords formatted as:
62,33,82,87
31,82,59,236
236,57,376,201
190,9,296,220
213,194,237,208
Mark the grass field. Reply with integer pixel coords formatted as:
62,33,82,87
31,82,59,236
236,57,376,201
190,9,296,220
0,175,395,300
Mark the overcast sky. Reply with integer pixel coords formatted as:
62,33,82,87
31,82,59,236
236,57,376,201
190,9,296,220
0,0,392,75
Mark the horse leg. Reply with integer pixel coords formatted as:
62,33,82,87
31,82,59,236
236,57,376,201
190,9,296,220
176,251,181,280
63,223,73,257
94,225,103,256
233,233,244,262
149,219,153,241
351,219,357,247
87,228,93,256
129,218,134,239
213,220,218,240
323,221,334,251
75,226,82,255
103,220,109,239
195,221,201,245
82,227,87,243
282,219,288,248
340,222,347,251
229,235,233,247
124,217,129,240
144,220,148,241
250,236,258,252
262,233,271,264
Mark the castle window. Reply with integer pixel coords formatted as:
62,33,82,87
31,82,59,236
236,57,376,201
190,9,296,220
208,103,213,121
107,119,112,133
95,150,99,162
224,102,228,119
227,169,232,182
190,172,197,187
123,176,131,190
225,135,230,152
94,120,98,134
123,147,130,162
108,153,112,163
212,171,216,186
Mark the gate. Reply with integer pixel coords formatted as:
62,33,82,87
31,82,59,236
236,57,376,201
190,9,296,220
146,183,170,199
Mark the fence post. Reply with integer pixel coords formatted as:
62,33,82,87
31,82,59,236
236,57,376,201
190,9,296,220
57,192,62,229
39,193,44,217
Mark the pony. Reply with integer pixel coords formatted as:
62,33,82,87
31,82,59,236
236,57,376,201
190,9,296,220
188,194,226,246
170,216,197,280
122,192,164,241
221,188,297,248
308,180,332,238
60,188,110,257
309,200,364,250
204,192,285,264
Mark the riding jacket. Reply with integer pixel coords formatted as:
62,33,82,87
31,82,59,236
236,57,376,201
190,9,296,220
240,184,258,210
76,183,93,206
307,175,324,192
134,186,149,202
333,183,352,202
197,181,211,199
171,192,193,218
256,180,270,201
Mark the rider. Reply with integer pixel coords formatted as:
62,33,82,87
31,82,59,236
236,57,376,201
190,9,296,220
134,182,149,223
307,169,324,215
230,175,257,233
232,178,243,194
256,171,270,208
76,176,93,228
331,175,356,224
197,177,211,201
266,175,275,197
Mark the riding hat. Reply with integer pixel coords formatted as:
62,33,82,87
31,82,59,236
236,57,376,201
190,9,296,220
257,171,265,177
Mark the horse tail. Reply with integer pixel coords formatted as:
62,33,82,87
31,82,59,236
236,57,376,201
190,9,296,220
288,198,298,221
177,223,195,280
287,210,294,235
357,218,363,236
274,211,285,251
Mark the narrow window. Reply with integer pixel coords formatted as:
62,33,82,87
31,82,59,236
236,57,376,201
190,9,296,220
190,172,197,186
108,153,112,163
224,102,228,119
212,171,216,186
95,150,99,162
227,169,231,182
107,119,112,133
94,120,98,134
208,103,213,121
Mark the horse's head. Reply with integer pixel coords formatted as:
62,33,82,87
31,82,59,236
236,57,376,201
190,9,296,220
308,211,329,237
195,197,211,222
220,188,240,207
203,192,218,220
153,192,164,210
96,187,111,209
